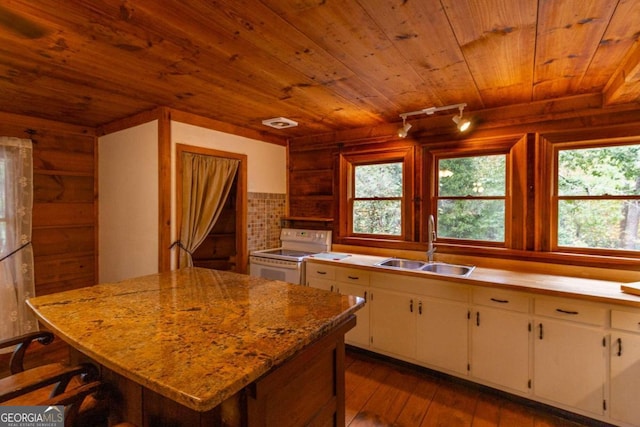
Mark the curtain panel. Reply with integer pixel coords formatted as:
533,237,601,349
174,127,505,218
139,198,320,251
0,137,36,342
178,154,239,268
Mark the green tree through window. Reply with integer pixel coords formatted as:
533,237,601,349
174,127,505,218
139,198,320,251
557,144,640,250
437,155,506,242
353,162,403,235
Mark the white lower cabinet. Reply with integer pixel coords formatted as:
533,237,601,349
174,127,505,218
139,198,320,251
306,259,640,426
369,272,470,365
307,278,335,292
306,262,336,292
470,288,531,393
335,267,370,348
471,307,531,393
416,297,468,376
339,282,370,347
306,262,371,349
610,310,640,426
533,298,607,417
370,287,416,358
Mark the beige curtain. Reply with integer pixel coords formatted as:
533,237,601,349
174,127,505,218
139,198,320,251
178,153,239,268
0,137,36,342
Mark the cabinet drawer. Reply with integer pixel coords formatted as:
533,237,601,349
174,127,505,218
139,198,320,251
534,297,607,326
305,263,335,280
370,272,468,302
473,287,530,313
611,309,640,333
336,268,370,285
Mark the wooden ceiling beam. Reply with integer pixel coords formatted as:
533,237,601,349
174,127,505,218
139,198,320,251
289,93,640,147
604,40,640,105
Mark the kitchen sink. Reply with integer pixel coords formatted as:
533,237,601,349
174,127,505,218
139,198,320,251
375,258,427,270
375,258,475,277
420,262,475,277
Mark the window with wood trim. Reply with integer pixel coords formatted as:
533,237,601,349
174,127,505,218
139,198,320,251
550,140,640,254
426,135,527,251
0,158,6,252
434,153,508,245
339,149,414,241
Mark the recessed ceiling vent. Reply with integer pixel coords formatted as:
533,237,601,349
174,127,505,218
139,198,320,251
262,117,298,129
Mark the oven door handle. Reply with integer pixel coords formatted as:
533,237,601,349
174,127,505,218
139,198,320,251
250,257,299,269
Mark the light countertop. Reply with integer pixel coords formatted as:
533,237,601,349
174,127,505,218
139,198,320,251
26,267,363,411
306,252,640,308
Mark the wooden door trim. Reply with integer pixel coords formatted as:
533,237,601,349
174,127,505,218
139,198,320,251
158,108,172,272
174,143,248,273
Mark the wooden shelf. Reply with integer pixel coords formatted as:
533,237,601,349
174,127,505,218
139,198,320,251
282,216,333,222
281,216,334,228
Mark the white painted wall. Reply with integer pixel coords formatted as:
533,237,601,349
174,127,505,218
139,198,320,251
170,121,287,268
98,119,287,278
98,121,159,283
171,121,286,193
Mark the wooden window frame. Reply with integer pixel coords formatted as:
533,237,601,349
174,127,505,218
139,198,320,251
540,135,640,258
424,135,529,253
338,147,415,245
0,157,7,253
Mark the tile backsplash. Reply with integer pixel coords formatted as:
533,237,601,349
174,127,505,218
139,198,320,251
247,192,286,252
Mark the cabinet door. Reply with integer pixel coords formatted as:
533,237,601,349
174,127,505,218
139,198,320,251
307,278,336,292
416,298,468,376
338,282,370,348
610,331,640,425
370,288,416,358
533,318,605,415
471,308,530,393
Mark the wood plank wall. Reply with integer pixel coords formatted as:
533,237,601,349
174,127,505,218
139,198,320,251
0,112,97,296
287,97,640,270
288,98,640,223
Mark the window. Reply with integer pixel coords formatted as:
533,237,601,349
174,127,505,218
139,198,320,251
0,158,7,252
353,162,403,235
436,154,507,243
554,142,640,252
340,148,414,242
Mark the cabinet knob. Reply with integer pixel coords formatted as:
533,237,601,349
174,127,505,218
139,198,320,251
410,299,414,313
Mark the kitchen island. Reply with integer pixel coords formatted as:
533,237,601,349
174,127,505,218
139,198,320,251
26,267,363,427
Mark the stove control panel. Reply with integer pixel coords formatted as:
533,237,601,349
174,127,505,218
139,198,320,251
280,228,332,245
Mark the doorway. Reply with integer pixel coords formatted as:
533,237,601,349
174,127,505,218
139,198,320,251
175,144,248,273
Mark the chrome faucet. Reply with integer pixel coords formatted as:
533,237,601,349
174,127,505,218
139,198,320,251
427,214,436,262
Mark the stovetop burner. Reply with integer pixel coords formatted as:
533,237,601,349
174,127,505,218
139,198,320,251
250,248,317,262
250,228,333,262
258,248,316,259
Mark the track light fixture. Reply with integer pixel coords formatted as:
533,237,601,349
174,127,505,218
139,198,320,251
397,103,471,138
397,116,412,138
452,105,471,132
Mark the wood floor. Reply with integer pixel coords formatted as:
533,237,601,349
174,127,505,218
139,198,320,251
4,339,604,427
344,349,601,427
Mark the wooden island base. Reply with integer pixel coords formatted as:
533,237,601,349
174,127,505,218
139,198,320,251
81,316,355,427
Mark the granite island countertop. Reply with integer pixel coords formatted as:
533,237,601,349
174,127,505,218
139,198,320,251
26,267,363,412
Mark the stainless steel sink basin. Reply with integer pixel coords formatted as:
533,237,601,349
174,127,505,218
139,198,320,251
420,262,475,277
375,258,427,270
375,258,475,277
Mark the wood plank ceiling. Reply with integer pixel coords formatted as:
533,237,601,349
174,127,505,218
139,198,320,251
0,0,639,139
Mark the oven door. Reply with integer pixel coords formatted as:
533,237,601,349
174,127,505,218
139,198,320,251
249,256,303,285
